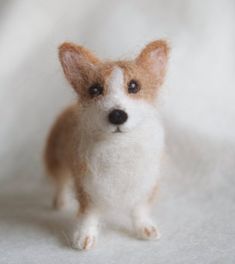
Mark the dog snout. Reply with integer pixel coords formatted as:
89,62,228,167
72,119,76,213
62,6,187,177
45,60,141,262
108,109,128,125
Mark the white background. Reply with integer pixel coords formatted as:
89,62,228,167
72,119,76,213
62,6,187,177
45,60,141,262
0,1,234,263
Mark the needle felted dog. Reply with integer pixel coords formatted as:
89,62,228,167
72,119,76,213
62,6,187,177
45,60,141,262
44,40,169,250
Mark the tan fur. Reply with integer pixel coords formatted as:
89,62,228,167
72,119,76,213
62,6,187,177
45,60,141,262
82,235,96,250
148,184,159,205
58,40,169,105
45,104,77,176
116,61,158,103
136,39,170,86
45,40,169,217
59,43,101,102
44,104,91,211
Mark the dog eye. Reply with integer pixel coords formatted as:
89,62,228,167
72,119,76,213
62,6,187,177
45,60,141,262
128,80,140,94
88,83,103,97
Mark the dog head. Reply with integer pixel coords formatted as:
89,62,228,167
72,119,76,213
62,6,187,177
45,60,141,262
59,40,169,136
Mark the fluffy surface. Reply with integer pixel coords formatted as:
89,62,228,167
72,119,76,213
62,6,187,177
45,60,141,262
0,0,235,263
46,43,167,247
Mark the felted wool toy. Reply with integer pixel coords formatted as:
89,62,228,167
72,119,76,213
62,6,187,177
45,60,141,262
45,40,169,250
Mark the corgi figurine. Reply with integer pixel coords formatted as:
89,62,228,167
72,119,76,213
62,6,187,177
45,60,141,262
44,40,169,250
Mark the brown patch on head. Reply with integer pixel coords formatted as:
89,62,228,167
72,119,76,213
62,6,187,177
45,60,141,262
59,42,102,101
125,40,169,102
58,40,169,104
113,60,158,102
59,43,117,103
105,40,169,103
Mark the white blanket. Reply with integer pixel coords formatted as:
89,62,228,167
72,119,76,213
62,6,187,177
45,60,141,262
0,1,234,263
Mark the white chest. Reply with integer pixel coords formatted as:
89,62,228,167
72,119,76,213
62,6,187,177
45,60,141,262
81,122,164,210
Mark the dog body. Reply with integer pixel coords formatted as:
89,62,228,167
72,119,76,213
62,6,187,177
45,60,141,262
45,41,169,250
81,106,164,212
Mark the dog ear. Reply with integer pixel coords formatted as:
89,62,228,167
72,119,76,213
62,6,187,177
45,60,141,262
136,40,169,84
58,42,101,92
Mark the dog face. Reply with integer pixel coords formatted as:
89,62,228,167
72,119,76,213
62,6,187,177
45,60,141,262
59,41,169,135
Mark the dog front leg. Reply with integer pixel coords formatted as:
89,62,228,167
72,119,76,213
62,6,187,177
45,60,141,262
131,204,161,240
72,207,99,250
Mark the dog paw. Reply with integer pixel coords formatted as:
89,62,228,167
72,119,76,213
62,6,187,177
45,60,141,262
136,224,161,240
72,232,96,250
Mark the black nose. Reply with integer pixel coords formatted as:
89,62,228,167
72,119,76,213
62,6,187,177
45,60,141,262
108,109,128,125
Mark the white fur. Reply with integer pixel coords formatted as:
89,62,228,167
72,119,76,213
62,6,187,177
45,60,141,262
73,67,164,249
73,208,99,250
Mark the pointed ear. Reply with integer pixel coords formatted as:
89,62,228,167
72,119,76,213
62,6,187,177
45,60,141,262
58,42,101,92
136,40,169,84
